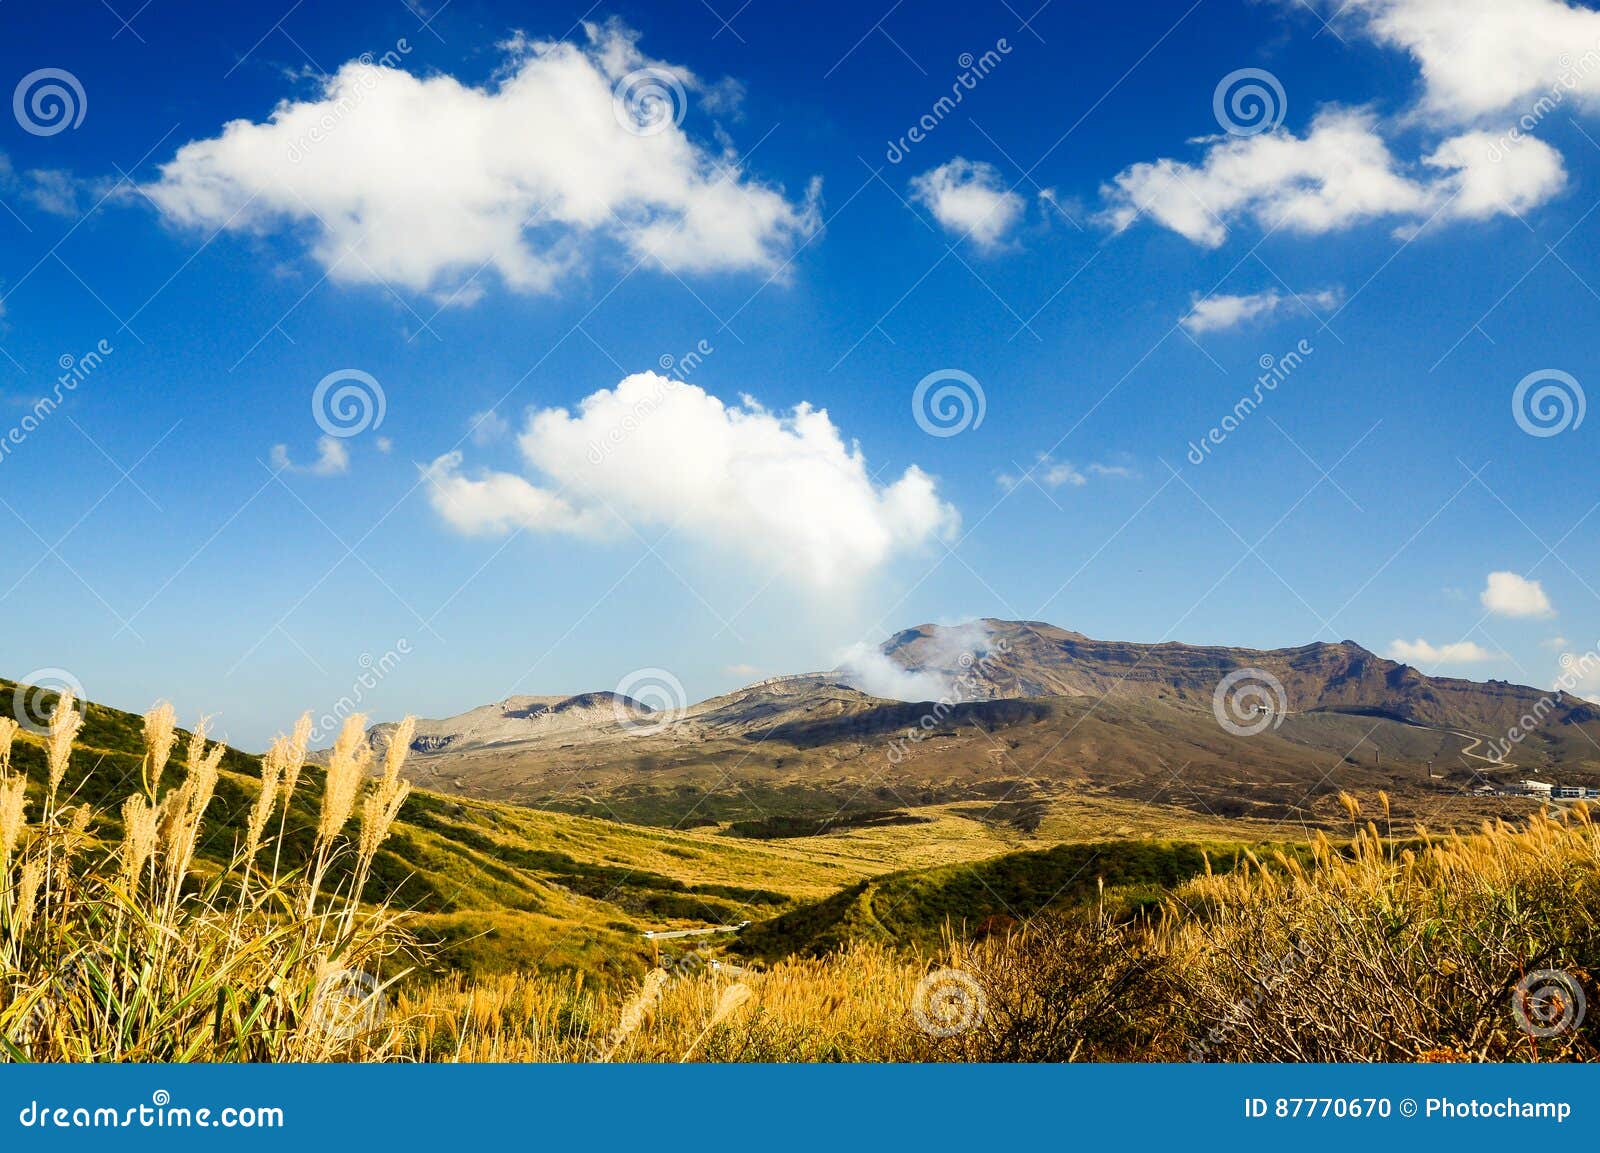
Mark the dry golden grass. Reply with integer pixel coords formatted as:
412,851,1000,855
1160,807,1600,1061
0,702,415,1061
3,694,1596,1064
405,801,1600,1064
395,942,929,1062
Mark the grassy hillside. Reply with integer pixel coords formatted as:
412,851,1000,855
12,678,1452,985
10,679,1273,979
0,679,838,979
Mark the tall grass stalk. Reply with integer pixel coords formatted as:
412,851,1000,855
0,703,419,1062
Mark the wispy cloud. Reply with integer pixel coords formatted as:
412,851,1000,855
998,454,1137,492
1386,637,1496,665
271,436,350,477
1180,287,1341,334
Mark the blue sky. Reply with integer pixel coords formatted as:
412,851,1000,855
2,0,1598,747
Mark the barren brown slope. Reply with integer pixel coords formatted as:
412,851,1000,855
884,619,1599,737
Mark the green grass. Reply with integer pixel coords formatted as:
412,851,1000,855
534,780,892,827
0,680,812,981
725,809,931,839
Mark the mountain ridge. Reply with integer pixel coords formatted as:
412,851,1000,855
376,618,1592,754
343,618,1598,828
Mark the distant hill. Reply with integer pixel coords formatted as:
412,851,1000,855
875,619,1598,733
368,691,651,757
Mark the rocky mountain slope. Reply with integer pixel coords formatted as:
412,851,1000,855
350,619,1600,828
878,619,1597,736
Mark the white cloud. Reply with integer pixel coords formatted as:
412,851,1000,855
271,436,350,476
1386,637,1496,664
1102,107,1564,247
424,372,958,592
1481,570,1555,618
146,23,819,298
909,158,1026,251
1180,287,1342,334
1335,0,1600,122
1420,130,1566,222
1102,109,1424,246
837,620,995,702
997,455,1137,491
1542,635,1571,649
